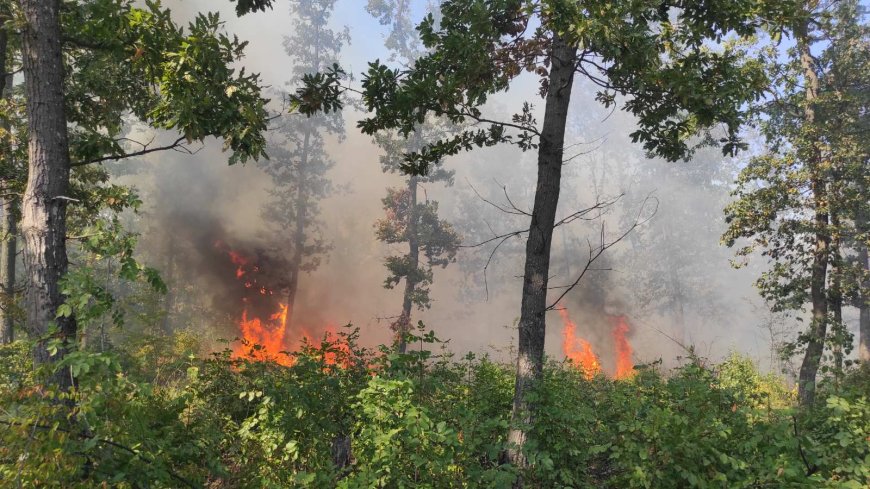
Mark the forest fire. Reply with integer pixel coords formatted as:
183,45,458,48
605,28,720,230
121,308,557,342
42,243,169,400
559,308,602,378
559,308,635,380
611,316,634,379
215,241,348,367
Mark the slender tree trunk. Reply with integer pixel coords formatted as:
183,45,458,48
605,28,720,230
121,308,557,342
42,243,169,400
0,200,15,345
397,175,419,354
829,206,843,378
0,14,17,345
286,128,311,328
161,237,175,334
859,240,870,363
796,16,830,406
857,183,870,363
506,34,576,473
19,0,76,390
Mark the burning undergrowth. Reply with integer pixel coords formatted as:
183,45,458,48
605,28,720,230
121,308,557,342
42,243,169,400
559,307,636,380
213,239,349,366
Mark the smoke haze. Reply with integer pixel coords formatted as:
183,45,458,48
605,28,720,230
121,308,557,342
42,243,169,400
112,0,792,374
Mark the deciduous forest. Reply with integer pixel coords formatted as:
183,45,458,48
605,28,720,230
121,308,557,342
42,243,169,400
0,0,868,487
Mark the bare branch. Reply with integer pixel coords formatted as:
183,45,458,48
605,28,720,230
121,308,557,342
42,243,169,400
546,195,658,310
71,136,193,167
466,178,530,216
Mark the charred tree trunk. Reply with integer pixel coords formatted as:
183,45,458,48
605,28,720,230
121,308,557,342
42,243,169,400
396,175,419,354
0,14,17,345
796,17,830,407
19,0,76,390
286,128,311,328
506,34,576,472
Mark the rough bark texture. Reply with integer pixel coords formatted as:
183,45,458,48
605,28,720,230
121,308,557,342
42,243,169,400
396,175,418,354
20,0,76,390
796,18,830,407
285,128,311,329
0,13,16,345
506,34,576,472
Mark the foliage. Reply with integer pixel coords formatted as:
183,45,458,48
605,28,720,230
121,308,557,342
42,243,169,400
1,330,868,487
723,0,869,380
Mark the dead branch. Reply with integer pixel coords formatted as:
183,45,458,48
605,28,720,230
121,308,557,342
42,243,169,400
71,136,194,167
546,194,658,310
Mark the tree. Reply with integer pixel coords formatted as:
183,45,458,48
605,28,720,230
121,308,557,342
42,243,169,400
295,0,785,474
723,0,869,404
17,0,269,388
260,0,348,327
367,0,460,353
0,1,23,345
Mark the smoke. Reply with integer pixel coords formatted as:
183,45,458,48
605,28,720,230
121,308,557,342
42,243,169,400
111,0,780,371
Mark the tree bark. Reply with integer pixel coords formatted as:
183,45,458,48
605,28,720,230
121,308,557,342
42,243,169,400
285,127,311,329
796,16,830,407
0,12,17,345
506,34,576,472
19,0,76,390
396,175,419,354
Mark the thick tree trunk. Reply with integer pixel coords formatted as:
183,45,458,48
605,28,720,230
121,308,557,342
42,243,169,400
397,175,418,354
506,34,576,472
19,0,76,390
0,15,17,345
285,128,311,328
796,18,829,406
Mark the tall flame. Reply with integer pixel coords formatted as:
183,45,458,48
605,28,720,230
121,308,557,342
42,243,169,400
235,303,293,365
219,242,349,367
610,315,634,379
559,308,602,379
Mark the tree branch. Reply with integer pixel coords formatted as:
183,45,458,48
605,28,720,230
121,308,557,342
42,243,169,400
71,136,193,167
547,195,658,310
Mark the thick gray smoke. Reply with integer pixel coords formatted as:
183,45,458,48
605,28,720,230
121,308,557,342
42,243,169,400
113,0,783,372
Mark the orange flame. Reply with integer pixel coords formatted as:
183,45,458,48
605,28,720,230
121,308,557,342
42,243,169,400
559,308,602,379
610,315,634,379
234,303,293,366
219,243,351,368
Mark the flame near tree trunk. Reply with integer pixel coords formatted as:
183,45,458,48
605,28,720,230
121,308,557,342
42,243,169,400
236,303,292,366
218,242,350,367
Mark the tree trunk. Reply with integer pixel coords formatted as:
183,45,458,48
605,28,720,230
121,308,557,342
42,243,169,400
505,34,576,473
829,206,843,378
19,0,76,390
0,13,17,345
857,182,870,363
796,17,829,407
859,241,870,363
161,237,175,334
396,175,419,354
285,128,311,329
